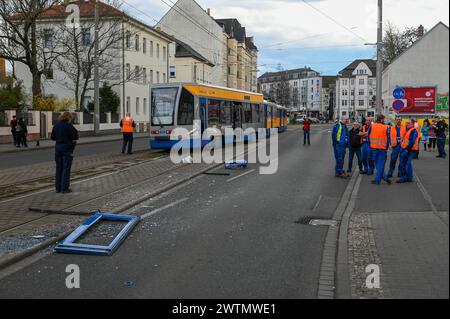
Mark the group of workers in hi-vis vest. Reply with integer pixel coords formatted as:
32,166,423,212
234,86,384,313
332,114,421,185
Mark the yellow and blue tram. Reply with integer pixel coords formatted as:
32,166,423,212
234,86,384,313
149,83,288,149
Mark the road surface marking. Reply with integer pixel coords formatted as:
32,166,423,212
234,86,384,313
313,195,323,211
226,169,256,183
140,197,189,220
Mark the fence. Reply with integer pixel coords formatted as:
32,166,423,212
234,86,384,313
111,113,120,123
100,113,108,124
83,112,94,124
16,112,35,126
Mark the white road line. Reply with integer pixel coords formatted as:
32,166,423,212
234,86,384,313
140,197,189,220
226,169,256,183
313,194,323,211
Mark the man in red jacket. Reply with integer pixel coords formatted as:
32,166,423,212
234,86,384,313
303,118,312,146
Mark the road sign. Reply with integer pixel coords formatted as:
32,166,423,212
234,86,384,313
393,88,405,100
392,99,406,111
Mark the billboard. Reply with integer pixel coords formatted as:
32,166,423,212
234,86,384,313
392,87,436,114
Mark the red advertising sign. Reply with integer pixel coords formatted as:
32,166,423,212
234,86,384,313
394,87,436,114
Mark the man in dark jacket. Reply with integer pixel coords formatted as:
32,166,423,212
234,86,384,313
51,112,79,193
436,119,448,159
9,115,18,146
348,121,364,174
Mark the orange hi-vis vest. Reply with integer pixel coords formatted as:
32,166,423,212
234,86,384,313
390,124,407,148
401,128,420,151
121,117,134,133
370,123,389,150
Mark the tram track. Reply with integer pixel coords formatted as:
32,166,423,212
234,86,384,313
0,150,168,202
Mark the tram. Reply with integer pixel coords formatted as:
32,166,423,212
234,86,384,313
149,83,288,149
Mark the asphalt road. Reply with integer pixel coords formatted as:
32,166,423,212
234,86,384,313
0,137,151,169
0,126,351,298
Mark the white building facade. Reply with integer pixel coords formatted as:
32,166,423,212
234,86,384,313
382,22,449,117
335,59,377,120
14,0,171,130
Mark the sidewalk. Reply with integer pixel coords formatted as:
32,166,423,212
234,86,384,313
343,148,449,299
0,132,149,154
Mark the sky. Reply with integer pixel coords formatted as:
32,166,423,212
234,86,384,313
122,0,449,76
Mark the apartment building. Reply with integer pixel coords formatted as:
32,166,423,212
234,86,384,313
14,0,171,128
335,59,377,120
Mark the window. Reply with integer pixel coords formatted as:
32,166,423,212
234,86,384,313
143,67,147,83
150,41,154,57
135,35,139,51
359,78,365,85
163,73,166,83
208,99,220,127
136,97,140,115
163,46,166,60
359,89,365,96
156,43,160,58
82,28,91,46
169,66,176,78
243,103,253,123
126,31,131,49
350,79,355,86
44,65,53,79
143,38,147,53
143,98,147,115
44,29,53,48
219,101,232,125
150,70,153,84
82,62,91,79
126,97,130,113
126,64,130,79
359,100,365,106
134,66,140,80
151,87,178,126
156,71,160,83
177,88,194,125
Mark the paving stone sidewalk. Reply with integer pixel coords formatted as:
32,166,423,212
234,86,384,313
346,149,449,299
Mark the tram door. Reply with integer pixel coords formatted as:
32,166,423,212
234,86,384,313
233,102,243,130
199,97,207,133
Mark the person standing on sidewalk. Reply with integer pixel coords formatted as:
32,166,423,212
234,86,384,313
387,116,406,179
368,114,392,185
421,119,430,152
120,113,136,155
332,116,349,178
16,117,28,148
347,121,364,174
303,118,311,146
428,120,438,152
397,119,420,184
361,117,374,175
436,118,448,159
51,112,79,194
9,115,18,146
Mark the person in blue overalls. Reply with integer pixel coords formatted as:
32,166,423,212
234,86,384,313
361,117,374,175
332,116,349,178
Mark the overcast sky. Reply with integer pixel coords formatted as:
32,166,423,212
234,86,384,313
125,0,449,75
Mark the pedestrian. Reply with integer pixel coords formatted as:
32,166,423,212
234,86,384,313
9,115,18,146
387,116,406,179
397,119,420,183
361,117,374,175
120,113,136,155
16,117,28,147
428,120,437,151
436,118,449,159
332,116,349,178
413,119,421,159
421,119,430,152
347,121,364,174
51,112,79,194
303,117,311,146
368,114,391,185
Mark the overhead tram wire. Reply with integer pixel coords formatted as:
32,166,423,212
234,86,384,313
120,0,225,58
299,0,369,44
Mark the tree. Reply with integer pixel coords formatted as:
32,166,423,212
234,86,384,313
87,83,120,113
54,0,142,111
382,22,426,66
0,0,63,104
0,81,26,111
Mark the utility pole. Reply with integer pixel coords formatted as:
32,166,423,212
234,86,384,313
93,0,100,134
376,0,383,116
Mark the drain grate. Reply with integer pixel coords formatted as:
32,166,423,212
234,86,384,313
295,216,338,227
